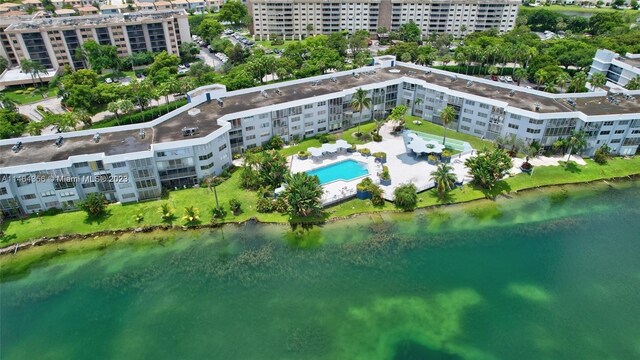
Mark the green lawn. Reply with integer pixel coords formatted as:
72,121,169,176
280,138,323,156
1,87,58,104
339,121,379,145
404,116,495,151
1,170,285,245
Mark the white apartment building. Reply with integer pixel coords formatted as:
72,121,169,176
0,10,191,86
1,56,639,218
590,49,640,89
248,0,520,40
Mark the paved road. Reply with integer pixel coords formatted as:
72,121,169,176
198,49,224,70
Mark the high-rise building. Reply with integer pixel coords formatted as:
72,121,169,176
0,10,191,86
248,0,520,40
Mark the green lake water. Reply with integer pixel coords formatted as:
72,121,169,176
1,182,640,359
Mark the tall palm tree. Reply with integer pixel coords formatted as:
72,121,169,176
439,105,456,147
570,71,588,92
589,72,606,91
454,52,467,74
20,59,35,85
412,97,423,116
555,72,572,93
350,87,371,136
565,130,587,165
430,163,457,199
74,46,89,69
31,61,47,87
282,172,324,217
513,68,528,86
534,69,549,90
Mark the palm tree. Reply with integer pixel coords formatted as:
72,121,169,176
589,72,606,91
26,121,44,136
555,72,572,93
535,69,548,90
350,87,371,136
454,52,467,74
439,105,457,147
158,203,174,222
412,97,423,116
74,46,89,69
565,130,587,165
570,71,588,92
182,206,200,225
513,68,528,86
430,163,457,200
20,59,35,85
281,172,324,217
31,61,47,87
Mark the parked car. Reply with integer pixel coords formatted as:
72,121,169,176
105,78,113,84
135,73,144,79
499,76,507,82
491,75,498,81
506,76,513,82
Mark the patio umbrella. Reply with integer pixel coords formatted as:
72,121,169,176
323,143,338,153
335,139,350,150
308,147,323,157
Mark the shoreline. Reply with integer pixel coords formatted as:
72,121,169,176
2,174,638,256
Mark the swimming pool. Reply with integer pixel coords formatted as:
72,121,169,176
306,159,369,185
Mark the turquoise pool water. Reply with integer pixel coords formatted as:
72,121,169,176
306,159,369,185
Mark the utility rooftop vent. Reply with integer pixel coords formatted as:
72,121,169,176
12,141,22,153
140,129,146,139
93,133,101,143
182,127,199,137
55,136,64,147
188,108,201,116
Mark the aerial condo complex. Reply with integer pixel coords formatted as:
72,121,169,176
1,56,639,216
1,1,640,358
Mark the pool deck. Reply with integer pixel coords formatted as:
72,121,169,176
289,123,475,204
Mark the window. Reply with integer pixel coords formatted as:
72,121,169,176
526,128,541,134
200,162,215,170
246,135,256,140
529,119,544,125
508,123,519,130
304,104,313,109
199,152,213,161
111,162,126,168
317,110,326,115
511,114,522,120
610,138,621,144
600,130,610,136
41,191,55,197
73,162,88,168
474,129,484,135
245,126,255,131
465,100,475,106
475,121,486,127
615,130,625,134
318,101,326,106
460,125,470,131
603,121,614,126
21,194,37,200
477,113,488,119
121,193,136,199
479,103,490,109
16,176,32,187
60,191,75,198
619,120,630,125
462,117,471,123
463,109,473,114
0,187,7,195
219,144,227,151
260,122,270,128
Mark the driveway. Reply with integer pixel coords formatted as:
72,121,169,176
198,49,224,70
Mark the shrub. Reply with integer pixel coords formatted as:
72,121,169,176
441,149,452,158
372,133,383,142
370,185,385,207
229,199,242,215
257,197,275,213
357,177,374,192
380,166,390,181
264,135,284,150
26,87,35,92
373,152,386,161
359,148,371,156
394,183,418,211
14,90,23,94
36,105,44,112
593,144,611,165
427,154,438,163
317,133,335,144
134,213,144,223
78,193,107,217
212,206,227,219
298,150,310,158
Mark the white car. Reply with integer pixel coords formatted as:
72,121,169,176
506,76,513,82
499,76,507,82
105,78,113,84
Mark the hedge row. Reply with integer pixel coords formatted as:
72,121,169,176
91,99,188,129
